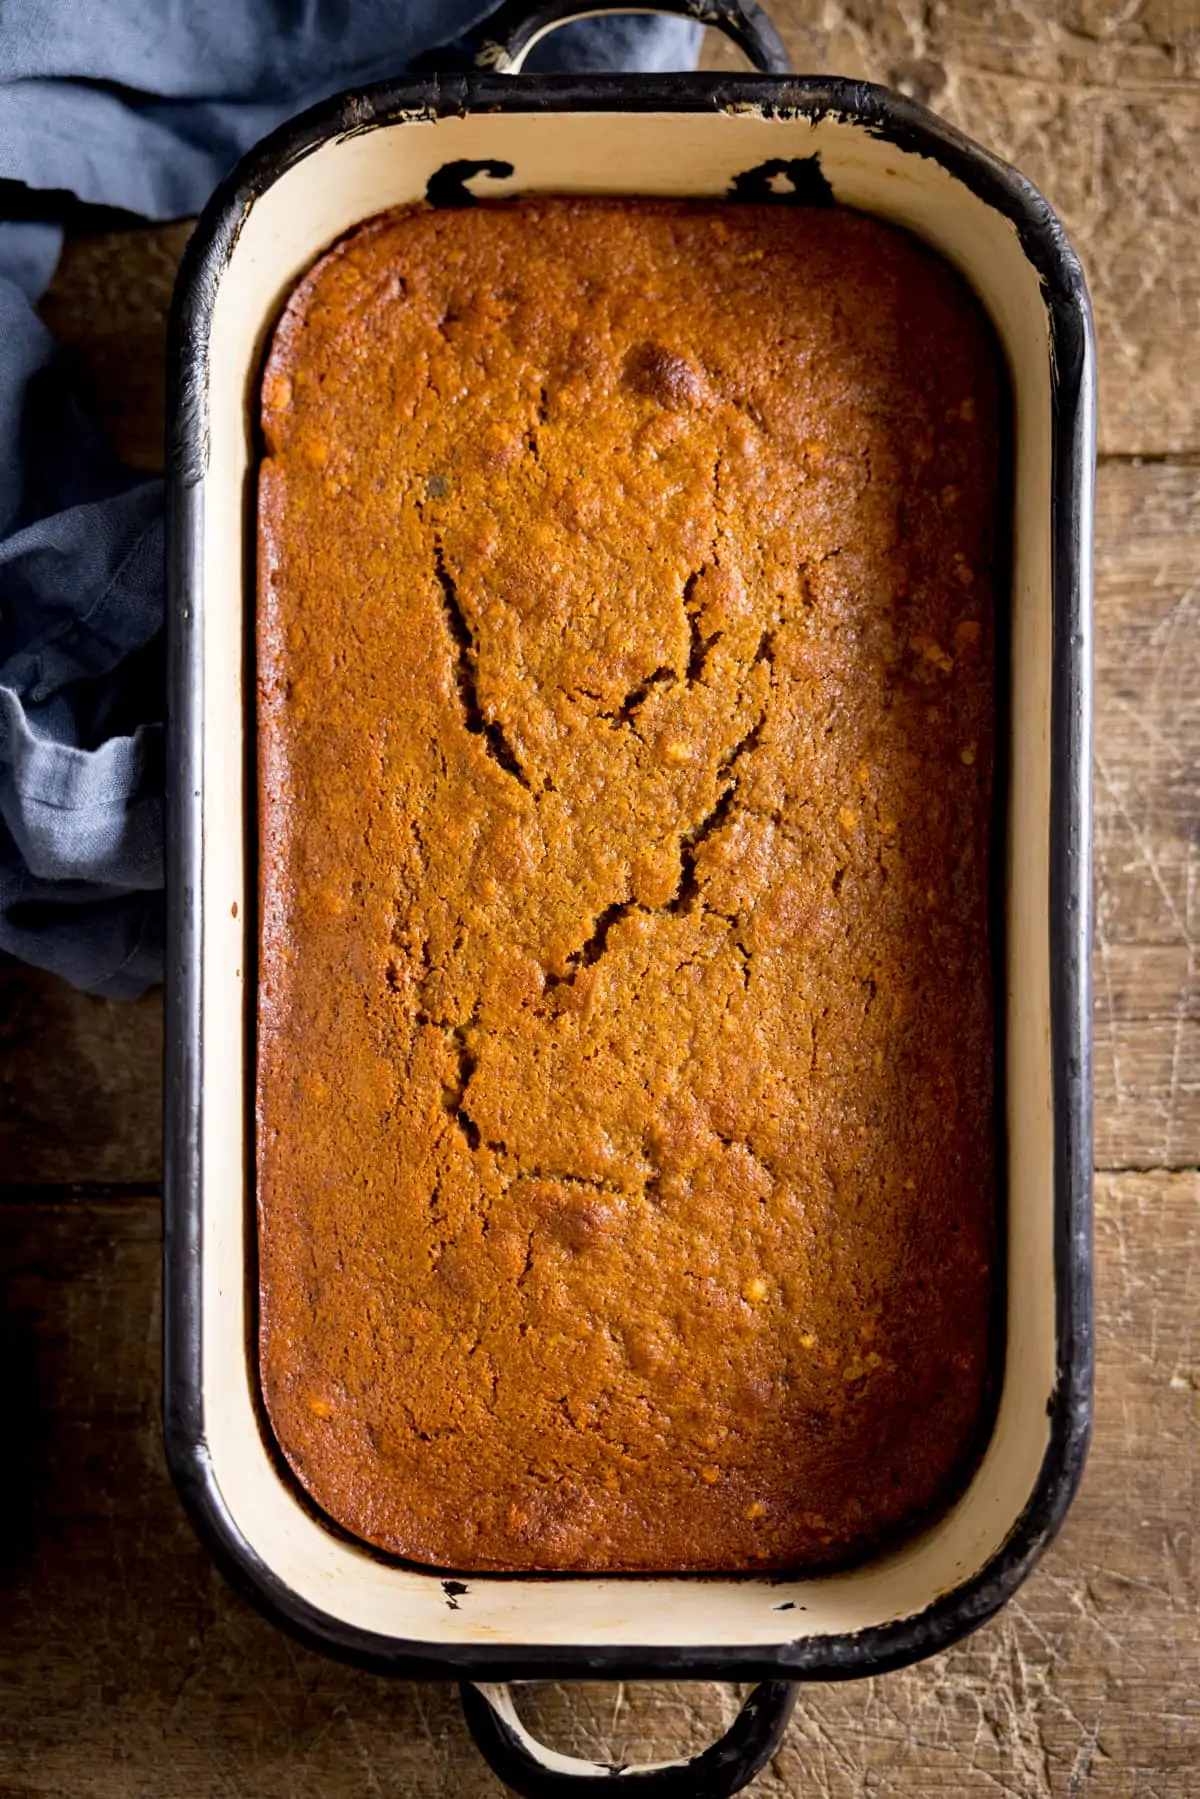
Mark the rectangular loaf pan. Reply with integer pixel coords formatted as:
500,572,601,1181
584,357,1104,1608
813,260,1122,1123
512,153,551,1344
164,58,1094,1686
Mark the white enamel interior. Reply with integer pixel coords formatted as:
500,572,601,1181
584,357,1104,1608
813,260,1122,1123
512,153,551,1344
196,105,1056,1651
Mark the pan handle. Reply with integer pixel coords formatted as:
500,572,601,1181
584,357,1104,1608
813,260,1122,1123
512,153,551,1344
474,1,792,76
459,1679,797,1797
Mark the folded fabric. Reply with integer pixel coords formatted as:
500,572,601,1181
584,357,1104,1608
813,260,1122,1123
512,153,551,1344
0,1,701,996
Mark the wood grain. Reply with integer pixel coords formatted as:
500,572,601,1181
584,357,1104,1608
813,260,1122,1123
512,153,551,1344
0,1174,1194,1797
3,2,1197,1792
36,221,192,475
1094,461,1200,1169
704,0,1200,458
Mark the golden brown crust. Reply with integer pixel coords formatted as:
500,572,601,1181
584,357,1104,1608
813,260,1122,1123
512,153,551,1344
257,199,999,1572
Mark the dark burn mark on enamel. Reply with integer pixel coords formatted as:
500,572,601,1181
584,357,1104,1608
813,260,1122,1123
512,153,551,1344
425,159,515,208
727,155,835,207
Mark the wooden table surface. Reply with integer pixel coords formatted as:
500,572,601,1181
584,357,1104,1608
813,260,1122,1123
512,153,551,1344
3,3,1198,1793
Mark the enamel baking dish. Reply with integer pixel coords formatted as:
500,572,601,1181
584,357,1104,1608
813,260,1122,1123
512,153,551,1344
164,3,1095,1792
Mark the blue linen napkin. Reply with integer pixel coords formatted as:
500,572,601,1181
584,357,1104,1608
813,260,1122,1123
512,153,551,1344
0,2,700,997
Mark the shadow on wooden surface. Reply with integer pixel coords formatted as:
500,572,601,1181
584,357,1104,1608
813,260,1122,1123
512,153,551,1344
0,957,162,1188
